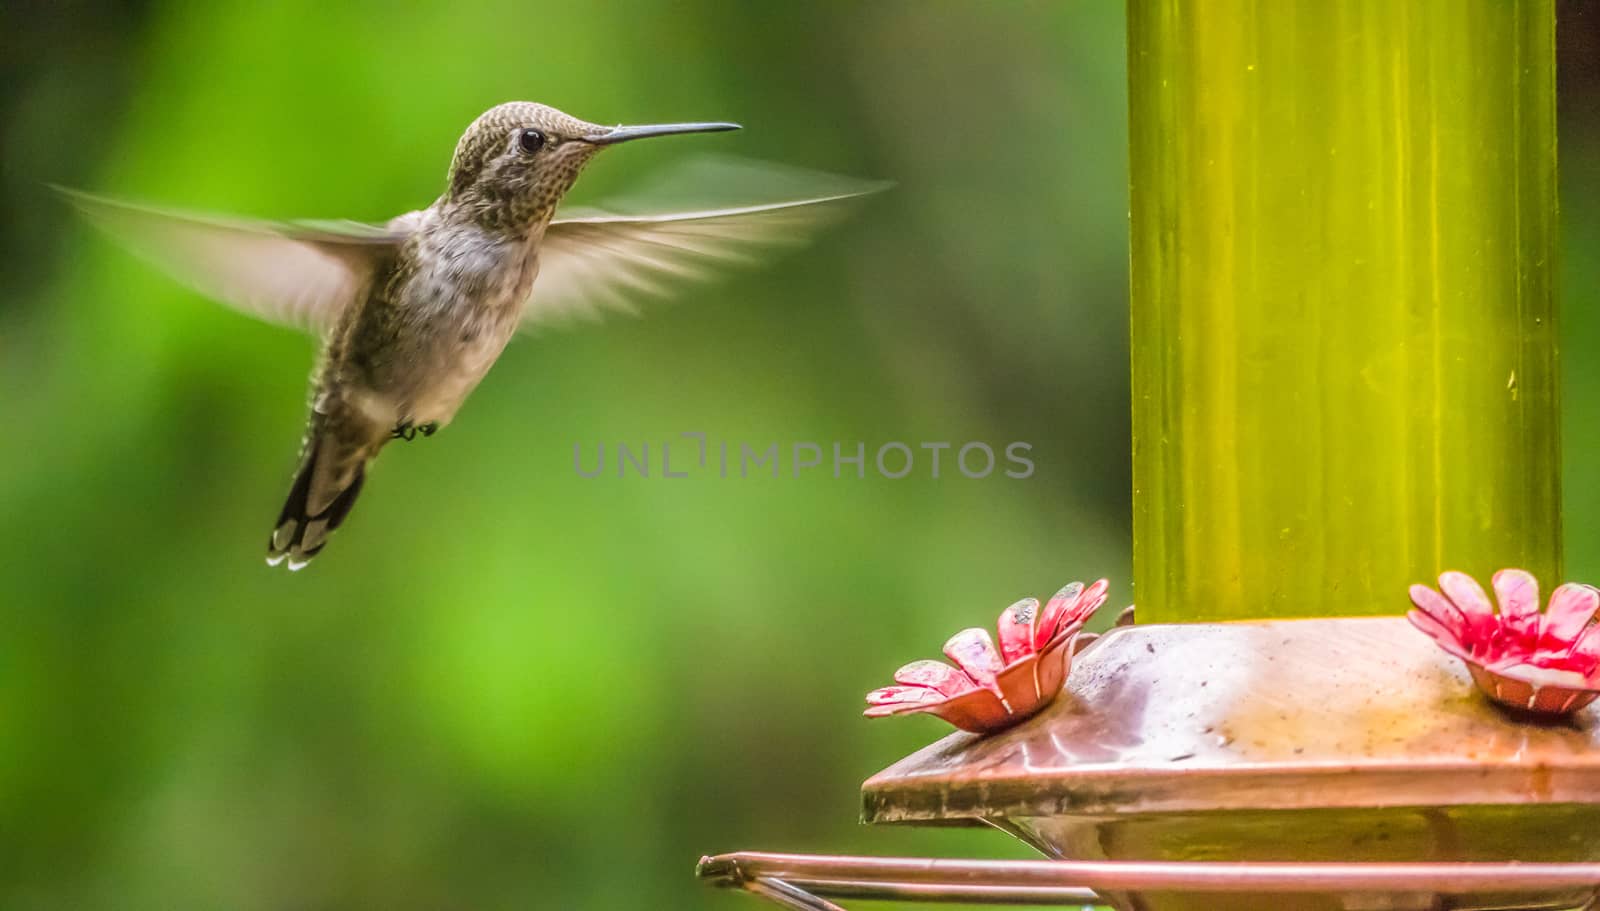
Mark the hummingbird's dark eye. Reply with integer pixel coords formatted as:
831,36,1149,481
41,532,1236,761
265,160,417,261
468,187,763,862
518,129,547,155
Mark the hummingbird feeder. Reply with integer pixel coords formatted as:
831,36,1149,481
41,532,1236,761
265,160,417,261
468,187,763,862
696,2,1600,908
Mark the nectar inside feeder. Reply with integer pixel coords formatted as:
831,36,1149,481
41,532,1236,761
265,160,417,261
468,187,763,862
697,2,1597,909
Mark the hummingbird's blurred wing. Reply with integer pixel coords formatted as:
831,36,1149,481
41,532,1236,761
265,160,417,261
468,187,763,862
56,186,409,334
525,159,887,330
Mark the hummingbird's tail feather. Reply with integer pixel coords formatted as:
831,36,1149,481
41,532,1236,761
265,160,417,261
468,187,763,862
266,435,370,570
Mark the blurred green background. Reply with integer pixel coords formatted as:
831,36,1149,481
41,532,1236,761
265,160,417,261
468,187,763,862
0,2,1595,909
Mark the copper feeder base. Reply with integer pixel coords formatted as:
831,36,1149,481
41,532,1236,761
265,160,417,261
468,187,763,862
697,852,1600,910
698,617,1600,910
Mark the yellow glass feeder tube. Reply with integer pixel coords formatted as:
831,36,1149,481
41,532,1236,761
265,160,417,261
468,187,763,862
1128,1,1560,621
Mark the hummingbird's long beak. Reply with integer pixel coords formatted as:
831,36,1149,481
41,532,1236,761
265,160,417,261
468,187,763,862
584,122,741,146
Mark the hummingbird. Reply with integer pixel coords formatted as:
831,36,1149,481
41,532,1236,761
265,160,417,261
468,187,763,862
62,101,882,569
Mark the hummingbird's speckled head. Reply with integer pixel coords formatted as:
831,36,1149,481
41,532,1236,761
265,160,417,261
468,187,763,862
444,101,739,232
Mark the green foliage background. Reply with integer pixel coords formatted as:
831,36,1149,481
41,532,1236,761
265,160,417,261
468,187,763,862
0,2,1595,908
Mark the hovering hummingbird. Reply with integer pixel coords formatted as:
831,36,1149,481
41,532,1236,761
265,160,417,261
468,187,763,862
63,101,882,569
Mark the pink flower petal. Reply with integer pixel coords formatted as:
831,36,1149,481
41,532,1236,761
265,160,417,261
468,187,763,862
1033,582,1083,651
893,659,977,697
1492,568,1542,648
994,654,1042,712
996,597,1041,664
1409,584,1467,638
1067,578,1111,632
1439,571,1494,618
1541,584,1600,652
1407,609,1476,664
1039,579,1111,652
863,684,948,717
926,687,1013,733
1034,633,1076,701
1433,573,1501,656
994,630,1079,722
943,627,1004,691
865,685,938,706
1571,628,1600,677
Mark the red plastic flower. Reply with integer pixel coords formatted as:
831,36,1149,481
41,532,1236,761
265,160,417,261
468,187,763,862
1408,569,1600,716
865,579,1109,733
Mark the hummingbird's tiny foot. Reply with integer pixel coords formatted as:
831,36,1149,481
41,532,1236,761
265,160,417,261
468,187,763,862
391,420,417,441
419,421,438,437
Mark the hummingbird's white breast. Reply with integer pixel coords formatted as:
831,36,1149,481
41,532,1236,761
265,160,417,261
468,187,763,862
413,225,537,426
351,213,538,431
